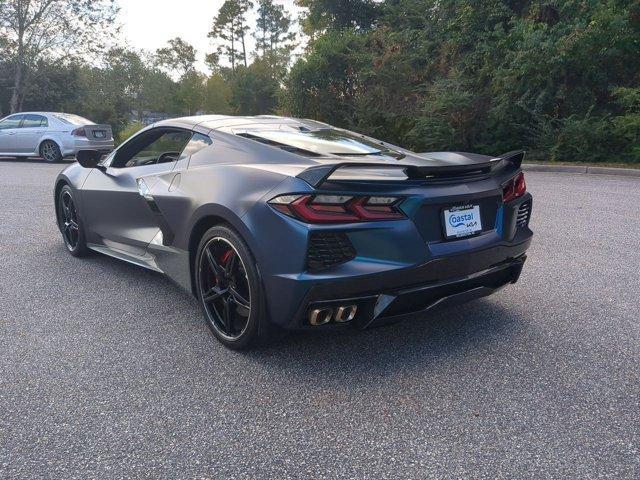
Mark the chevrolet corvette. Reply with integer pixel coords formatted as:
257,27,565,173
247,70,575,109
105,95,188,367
54,115,533,349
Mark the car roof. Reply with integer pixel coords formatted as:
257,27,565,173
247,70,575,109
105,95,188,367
2,112,79,119
154,115,331,132
6,112,61,116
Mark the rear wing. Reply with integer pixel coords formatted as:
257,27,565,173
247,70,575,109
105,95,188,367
296,151,525,188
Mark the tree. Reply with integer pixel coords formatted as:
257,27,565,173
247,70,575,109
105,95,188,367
254,0,296,78
0,0,118,113
283,30,368,127
156,37,197,79
230,61,280,115
140,69,179,115
208,0,253,71
20,60,82,113
295,0,379,36
177,71,207,116
205,74,233,114
255,0,296,56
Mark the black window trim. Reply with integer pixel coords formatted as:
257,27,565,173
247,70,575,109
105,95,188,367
111,126,195,169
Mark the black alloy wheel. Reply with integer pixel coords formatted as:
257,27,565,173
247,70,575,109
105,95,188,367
196,226,265,349
57,186,87,256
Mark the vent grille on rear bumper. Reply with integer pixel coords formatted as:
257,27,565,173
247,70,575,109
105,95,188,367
307,232,356,271
517,200,532,227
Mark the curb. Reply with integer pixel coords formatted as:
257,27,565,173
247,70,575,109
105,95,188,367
523,163,640,177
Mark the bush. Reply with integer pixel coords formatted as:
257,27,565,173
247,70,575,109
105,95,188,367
550,114,614,163
116,122,144,145
611,87,640,163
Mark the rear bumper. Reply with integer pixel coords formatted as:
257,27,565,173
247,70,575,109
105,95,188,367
271,232,532,330
307,254,526,329
64,139,114,156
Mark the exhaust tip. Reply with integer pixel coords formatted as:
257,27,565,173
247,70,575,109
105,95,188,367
309,308,333,326
335,305,358,323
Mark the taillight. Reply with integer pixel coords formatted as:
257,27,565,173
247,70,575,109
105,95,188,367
71,127,87,137
503,172,526,203
269,194,404,223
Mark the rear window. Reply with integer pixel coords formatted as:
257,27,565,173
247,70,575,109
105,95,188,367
53,114,95,126
22,114,48,128
236,128,405,159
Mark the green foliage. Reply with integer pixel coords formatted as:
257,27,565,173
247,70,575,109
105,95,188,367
117,122,145,145
0,0,118,113
611,87,640,162
547,113,615,163
230,61,280,115
284,30,369,127
205,74,233,114
155,38,198,78
176,71,207,116
208,0,254,71
286,0,640,163
255,0,296,54
254,0,296,79
296,0,379,35
4,0,640,164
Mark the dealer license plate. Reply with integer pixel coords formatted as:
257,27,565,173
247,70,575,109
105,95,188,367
443,204,482,239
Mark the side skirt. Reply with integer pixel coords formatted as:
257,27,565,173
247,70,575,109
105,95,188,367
87,243,163,273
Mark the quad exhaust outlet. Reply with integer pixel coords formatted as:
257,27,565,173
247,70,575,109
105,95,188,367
308,308,333,326
308,305,358,326
335,305,358,323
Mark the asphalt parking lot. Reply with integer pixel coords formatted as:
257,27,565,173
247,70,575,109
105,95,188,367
0,159,638,479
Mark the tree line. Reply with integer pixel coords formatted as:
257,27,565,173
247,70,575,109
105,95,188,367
1,0,639,162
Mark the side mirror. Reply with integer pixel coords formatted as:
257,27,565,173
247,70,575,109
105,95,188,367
76,150,105,170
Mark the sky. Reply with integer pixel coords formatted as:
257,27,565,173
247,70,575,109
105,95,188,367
120,0,304,72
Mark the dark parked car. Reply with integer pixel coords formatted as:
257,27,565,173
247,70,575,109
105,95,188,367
54,115,533,348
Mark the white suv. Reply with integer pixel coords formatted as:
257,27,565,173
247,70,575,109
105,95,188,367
0,112,114,163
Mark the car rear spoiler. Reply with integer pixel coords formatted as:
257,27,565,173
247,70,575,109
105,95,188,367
296,150,525,188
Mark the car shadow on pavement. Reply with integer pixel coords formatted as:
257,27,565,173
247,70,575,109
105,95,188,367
243,299,523,379
60,244,525,379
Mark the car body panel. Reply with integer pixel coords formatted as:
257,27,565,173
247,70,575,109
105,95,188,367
54,115,533,330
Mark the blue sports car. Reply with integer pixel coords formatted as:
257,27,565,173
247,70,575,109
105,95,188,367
55,115,533,349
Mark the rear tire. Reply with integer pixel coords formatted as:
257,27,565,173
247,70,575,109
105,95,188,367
40,140,62,163
195,225,268,349
57,185,88,257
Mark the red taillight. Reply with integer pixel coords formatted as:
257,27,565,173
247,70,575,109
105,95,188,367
269,194,404,223
71,127,87,137
503,172,527,203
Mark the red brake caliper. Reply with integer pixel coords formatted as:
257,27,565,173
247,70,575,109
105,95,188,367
214,250,234,285
221,250,233,265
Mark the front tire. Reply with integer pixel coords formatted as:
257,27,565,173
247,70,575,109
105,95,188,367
195,226,266,349
57,185,88,257
40,140,63,163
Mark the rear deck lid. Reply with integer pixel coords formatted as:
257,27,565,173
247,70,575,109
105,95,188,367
84,124,113,141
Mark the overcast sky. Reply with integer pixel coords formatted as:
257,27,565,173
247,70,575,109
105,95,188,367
120,0,304,71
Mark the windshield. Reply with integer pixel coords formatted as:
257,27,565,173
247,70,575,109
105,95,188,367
53,113,95,126
237,128,405,159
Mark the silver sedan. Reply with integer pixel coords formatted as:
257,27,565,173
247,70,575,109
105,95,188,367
0,112,114,163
